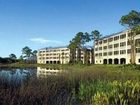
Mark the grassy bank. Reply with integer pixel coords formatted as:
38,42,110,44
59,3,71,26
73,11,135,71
0,63,63,69
0,64,140,105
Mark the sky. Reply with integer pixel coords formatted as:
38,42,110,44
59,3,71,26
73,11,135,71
0,0,140,57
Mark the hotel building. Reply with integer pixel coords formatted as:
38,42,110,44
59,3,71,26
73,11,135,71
37,46,93,64
94,30,140,64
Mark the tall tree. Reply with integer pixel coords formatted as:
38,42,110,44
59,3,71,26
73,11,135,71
68,32,91,64
22,46,32,59
9,53,17,59
91,30,102,43
119,10,140,64
90,30,102,63
32,50,37,56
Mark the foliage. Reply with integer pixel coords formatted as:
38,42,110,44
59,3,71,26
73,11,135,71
79,80,140,105
0,65,140,105
119,10,140,28
0,57,18,64
90,30,102,42
9,53,17,59
119,10,140,64
22,46,32,59
68,32,92,63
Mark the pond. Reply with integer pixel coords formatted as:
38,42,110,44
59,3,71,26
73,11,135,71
0,67,64,86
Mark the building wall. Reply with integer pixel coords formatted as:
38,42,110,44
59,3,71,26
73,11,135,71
37,47,70,64
37,47,93,64
94,30,140,64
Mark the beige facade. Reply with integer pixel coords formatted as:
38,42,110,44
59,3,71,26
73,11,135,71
94,30,140,64
37,46,93,64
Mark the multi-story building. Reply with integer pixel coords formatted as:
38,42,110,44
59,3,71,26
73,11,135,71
37,46,93,64
94,30,140,64
37,67,63,78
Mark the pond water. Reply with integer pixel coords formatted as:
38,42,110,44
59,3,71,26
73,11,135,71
0,67,64,85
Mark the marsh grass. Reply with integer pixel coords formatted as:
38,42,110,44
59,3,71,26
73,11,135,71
0,64,140,105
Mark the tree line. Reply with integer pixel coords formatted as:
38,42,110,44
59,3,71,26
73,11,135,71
0,46,37,64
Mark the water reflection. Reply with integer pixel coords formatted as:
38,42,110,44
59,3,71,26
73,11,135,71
0,67,66,85
0,68,36,85
37,67,64,78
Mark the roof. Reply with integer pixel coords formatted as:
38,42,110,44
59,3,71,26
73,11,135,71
38,46,68,51
38,45,93,51
99,30,127,40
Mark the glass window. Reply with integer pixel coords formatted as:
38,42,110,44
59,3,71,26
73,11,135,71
120,42,126,47
99,41,102,44
108,38,113,42
103,39,107,43
127,49,131,54
95,53,98,56
95,48,98,51
103,46,107,50
114,43,119,48
99,53,102,56
108,52,112,55
103,52,107,56
114,36,119,41
136,48,140,53
108,45,112,49
120,50,126,54
135,39,140,47
120,34,126,39
114,51,119,55
99,47,102,50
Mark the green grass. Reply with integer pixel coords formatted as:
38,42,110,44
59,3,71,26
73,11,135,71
0,64,140,105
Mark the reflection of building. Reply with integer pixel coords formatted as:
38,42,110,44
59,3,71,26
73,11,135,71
37,46,93,64
94,30,140,64
37,67,63,77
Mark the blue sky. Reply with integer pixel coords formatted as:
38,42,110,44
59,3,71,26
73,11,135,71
0,0,140,57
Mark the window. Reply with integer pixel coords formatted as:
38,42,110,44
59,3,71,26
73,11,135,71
108,45,112,49
120,42,126,47
114,36,119,41
99,47,102,50
120,50,126,54
95,48,98,51
99,53,102,56
103,52,107,56
103,46,107,50
95,53,98,56
127,49,131,54
114,51,119,55
135,39,140,47
99,41,102,44
108,38,113,42
114,43,119,48
103,39,107,43
136,48,140,53
120,34,126,39
108,52,112,55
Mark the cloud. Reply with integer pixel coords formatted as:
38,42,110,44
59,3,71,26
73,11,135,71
30,38,63,45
